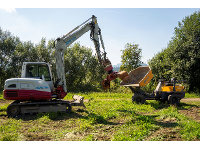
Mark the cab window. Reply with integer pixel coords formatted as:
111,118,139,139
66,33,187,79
26,64,51,81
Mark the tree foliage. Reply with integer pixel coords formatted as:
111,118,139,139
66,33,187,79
120,42,142,72
64,43,105,92
148,11,200,92
0,27,20,89
0,27,104,92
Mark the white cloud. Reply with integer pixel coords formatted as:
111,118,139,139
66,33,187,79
0,8,16,13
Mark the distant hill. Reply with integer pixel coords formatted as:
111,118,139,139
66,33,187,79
112,63,122,72
112,63,148,72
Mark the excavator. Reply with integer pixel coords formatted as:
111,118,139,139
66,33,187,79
3,15,186,117
3,15,127,117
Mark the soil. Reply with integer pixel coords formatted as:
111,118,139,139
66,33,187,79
0,99,13,104
181,98,200,102
179,98,200,122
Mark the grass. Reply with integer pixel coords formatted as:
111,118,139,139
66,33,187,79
1,92,200,141
0,94,3,99
185,93,200,98
0,92,199,101
64,92,200,100
64,92,133,100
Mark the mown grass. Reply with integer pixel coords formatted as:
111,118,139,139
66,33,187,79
185,93,200,98
0,92,199,101
64,92,133,100
0,94,3,99
0,92,200,141
64,92,200,100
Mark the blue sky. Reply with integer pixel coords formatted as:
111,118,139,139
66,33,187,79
0,6,200,65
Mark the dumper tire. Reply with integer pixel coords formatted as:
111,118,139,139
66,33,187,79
132,94,146,104
168,94,180,106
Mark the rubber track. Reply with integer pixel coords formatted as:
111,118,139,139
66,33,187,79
8,100,72,117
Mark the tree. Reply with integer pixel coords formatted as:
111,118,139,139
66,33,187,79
172,11,200,92
120,42,142,73
148,11,200,92
10,38,54,78
0,27,20,90
64,43,105,92
0,26,105,92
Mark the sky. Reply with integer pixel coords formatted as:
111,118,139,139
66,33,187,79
0,1,200,66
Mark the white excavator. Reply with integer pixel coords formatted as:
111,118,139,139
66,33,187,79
3,15,122,117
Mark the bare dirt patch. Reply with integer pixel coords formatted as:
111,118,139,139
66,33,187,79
181,98,200,102
145,117,183,141
179,98,200,122
0,99,13,104
179,107,200,122
147,127,182,141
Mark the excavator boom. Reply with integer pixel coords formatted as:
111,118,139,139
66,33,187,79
54,15,120,93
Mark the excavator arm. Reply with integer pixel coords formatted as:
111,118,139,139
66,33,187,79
53,15,118,97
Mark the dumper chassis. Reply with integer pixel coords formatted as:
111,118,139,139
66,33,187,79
128,79,185,105
129,87,184,105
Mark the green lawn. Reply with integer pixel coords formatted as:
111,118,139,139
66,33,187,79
1,92,199,101
0,92,200,141
0,94,3,99
185,92,200,98
64,92,133,100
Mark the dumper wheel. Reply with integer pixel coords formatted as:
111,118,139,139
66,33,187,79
7,105,20,117
132,94,146,104
168,94,180,106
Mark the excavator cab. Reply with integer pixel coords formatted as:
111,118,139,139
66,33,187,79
22,62,54,91
26,64,50,80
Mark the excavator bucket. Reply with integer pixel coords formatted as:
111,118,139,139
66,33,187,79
120,66,153,87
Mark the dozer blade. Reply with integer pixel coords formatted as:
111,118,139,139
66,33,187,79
71,95,85,107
